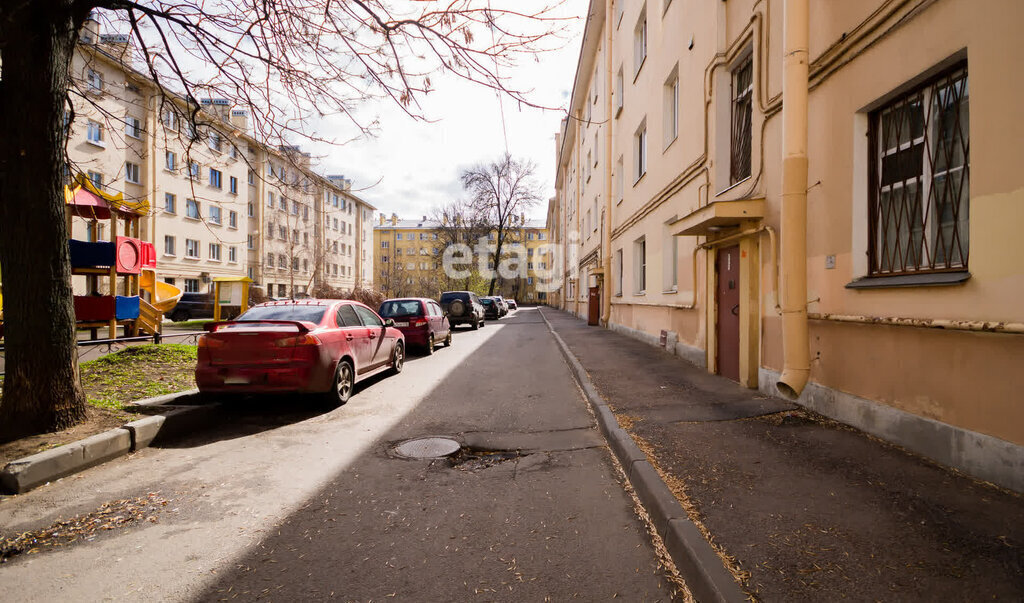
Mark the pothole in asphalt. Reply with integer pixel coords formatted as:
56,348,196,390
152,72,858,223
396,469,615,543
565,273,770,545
449,448,523,471
392,437,462,459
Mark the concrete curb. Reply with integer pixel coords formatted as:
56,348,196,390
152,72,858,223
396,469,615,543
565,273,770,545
539,308,747,603
1,390,216,495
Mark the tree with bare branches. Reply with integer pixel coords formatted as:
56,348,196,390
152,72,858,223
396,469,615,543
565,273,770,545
0,0,566,440
460,154,543,295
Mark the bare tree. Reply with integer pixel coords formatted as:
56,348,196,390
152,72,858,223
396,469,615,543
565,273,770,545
460,154,542,295
0,0,566,440
429,198,490,291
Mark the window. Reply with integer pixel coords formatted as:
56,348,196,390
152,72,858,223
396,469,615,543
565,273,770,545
633,6,647,76
303,205,309,220
593,197,599,232
229,176,238,194
162,108,177,130
229,210,237,228
615,66,624,116
247,235,255,250
291,200,299,215
209,206,222,225
88,171,103,188
164,193,176,214
228,246,237,263
616,155,625,203
248,202,254,217
248,170,255,185
278,225,286,240
209,243,221,261
396,233,402,240
278,284,286,297
279,254,287,269
292,229,298,243
634,118,648,181
229,145,238,159
664,67,679,147
279,195,287,210
303,232,309,246
189,161,200,181
869,62,969,275
184,278,200,293
209,131,222,152
86,69,103,92
267,253,275,268
209,168,222,188
381,241,389,249
267,192,275,207
124,162,140,184
86,120,103,145
292,257,300,271
125,116,142,139
634,237,647,293
730,54,753,185
164,235,176,256
303,259,309,273
186,198,200,219
165,151,176,171
185,239,200,259
663,223,678,291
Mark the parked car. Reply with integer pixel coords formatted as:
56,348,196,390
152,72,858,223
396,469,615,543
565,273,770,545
379,298,451,354
480,297,500,320
168,291,214,322
195,299,405,404
493,296,509,316
439,291,485,330
506,299,518,310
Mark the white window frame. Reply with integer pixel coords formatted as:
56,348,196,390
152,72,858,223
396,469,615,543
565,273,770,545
209,205,222,225
633,6,648,77
124,116,142,139
163,235,176,257
664,66,679,149
86,120,104,146
164,193,176,214
185,239,200,259
185,198,200,220
209,243,222,262
634,236,647,294
124,162,140,185
634,118,648,183
165,151,176,172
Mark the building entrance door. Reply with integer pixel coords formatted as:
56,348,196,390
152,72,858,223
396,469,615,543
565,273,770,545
716,245,740,381
587,286,600,326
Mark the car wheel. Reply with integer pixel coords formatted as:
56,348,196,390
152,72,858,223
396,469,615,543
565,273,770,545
425,334,434,355
471,317,479,330
444,330,452,346
326,359,354,405
391,342,405,374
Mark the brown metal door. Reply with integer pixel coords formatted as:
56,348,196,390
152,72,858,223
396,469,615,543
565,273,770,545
716,245,740,381
587,286,600,326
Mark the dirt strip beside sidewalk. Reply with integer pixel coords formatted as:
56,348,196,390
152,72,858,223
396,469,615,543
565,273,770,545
542,308,1024,601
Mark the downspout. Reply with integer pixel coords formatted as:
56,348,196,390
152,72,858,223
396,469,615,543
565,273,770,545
601,0,614,327
777,0,810,399
573,109,582,317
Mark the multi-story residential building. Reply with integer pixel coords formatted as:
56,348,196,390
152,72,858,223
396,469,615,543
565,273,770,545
65,22,374,301
550,0,1024,492
373,214,549,301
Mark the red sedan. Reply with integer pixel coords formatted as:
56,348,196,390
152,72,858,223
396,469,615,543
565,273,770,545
196,299,405,404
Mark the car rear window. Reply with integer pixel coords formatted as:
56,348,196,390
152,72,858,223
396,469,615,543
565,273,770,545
440,292,466,303
379,300,422,318
237,304,326,323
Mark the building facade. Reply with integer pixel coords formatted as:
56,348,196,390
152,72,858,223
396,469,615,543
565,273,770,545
550,0,1024,491
66,26,375,300
374,214,550,302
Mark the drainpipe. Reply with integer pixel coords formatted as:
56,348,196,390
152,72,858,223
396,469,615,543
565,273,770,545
600,0,614,327
776,0,810,399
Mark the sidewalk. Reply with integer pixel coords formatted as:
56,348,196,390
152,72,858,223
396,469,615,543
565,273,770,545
541,308,1023,601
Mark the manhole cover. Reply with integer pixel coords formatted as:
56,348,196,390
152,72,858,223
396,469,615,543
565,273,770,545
394,437,461,459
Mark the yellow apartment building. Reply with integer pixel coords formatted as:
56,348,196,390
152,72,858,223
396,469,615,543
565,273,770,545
550,0,1024,491
374,213,550,302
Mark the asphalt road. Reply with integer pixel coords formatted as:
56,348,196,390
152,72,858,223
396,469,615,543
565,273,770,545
0,308,680,601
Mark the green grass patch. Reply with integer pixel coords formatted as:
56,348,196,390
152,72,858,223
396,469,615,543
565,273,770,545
168,319,214,330
80,344,198,410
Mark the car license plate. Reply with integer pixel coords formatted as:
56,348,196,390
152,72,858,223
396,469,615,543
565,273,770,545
224,376,250,385
394,321,409,327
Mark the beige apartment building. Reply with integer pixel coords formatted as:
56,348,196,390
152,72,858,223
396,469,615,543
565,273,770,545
550,0,1024,491
65,23,374,301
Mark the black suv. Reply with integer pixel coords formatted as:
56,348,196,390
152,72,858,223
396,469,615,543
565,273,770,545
439,291,485,330
168,292,214,322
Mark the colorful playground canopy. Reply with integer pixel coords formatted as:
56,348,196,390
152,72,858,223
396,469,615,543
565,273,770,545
64,173,150,219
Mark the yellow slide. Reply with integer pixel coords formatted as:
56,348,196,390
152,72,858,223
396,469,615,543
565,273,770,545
140,269,183,313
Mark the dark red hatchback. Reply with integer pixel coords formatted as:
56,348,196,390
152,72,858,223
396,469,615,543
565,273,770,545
196,299,405,404
378,298,451,354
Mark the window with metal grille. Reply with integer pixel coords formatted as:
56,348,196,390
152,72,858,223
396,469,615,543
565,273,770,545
730,56,753,185
869,62,969,275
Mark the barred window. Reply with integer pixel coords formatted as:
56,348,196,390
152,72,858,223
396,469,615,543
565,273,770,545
730,55,753,185
869,63,969,275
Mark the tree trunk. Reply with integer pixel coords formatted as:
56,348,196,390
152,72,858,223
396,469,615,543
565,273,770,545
0,0,89,441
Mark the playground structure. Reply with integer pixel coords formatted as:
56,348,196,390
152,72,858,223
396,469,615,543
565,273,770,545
65,174,182,339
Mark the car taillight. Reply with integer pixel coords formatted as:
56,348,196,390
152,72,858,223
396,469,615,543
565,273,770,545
196,335,225,349
411,318,428,328
275,333,321,347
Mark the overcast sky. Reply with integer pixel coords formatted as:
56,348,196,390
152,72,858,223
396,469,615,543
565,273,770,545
308,0,589,222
